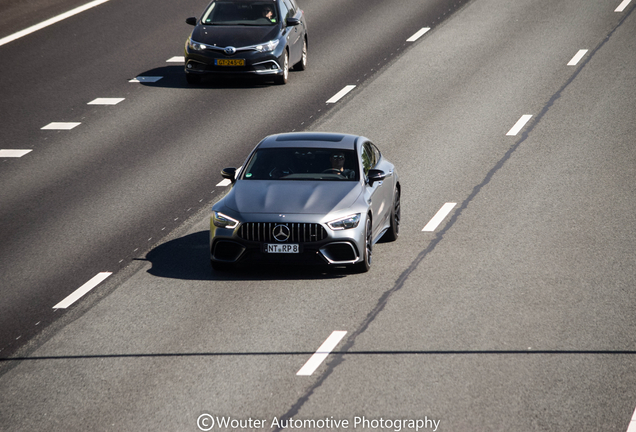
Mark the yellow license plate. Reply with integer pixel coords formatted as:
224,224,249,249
215,59,245,66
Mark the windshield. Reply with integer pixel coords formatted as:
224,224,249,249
202,1,279,26
242,148,360,181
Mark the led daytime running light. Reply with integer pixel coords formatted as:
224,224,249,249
213,211,239,229
327,214,361,230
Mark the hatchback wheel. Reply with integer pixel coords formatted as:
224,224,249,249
294,39,307,71
275,50,289,85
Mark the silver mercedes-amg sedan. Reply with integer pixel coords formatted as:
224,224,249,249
210,132,400,272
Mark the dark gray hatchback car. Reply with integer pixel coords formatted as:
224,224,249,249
184,0,307,84
210,133,401,272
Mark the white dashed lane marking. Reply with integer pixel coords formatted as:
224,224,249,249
129,76,163,83
167,56,185,63
626,406,636,432
567,49,588,66
506,115,533,136
422,203,457,232
53,272,112,309
326,85,356,104
0,0,111,47
616,0,632,12
88,98,125,105
41,122,81,130
297,331,347,376
0,150,32,157
406,27,431,42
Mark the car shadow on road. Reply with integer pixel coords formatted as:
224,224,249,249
133,66,277,89
144,231,347,281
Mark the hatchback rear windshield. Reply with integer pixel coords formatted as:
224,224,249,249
242,148,359,181
202,1,279,26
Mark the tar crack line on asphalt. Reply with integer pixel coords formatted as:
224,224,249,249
272,7,635,428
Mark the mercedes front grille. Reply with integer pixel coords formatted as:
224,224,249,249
237,223,327,243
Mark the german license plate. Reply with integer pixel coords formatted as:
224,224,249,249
265,244,299,253
215,58,245,66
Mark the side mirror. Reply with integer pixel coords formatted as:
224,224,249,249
186,17,197,26
286,16,300,26
221,167,237,183
367,169,386,186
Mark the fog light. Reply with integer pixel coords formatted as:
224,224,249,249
187,63,193,69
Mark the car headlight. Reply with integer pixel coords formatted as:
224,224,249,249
188,38,207,51
327,214,361,230
213,211,239,229
254,39,279,52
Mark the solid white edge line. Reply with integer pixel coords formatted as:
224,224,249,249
0,149,32,157
506,114,533,136
0,0,110,47
297,331,347,376
326,85,356,104
53,272,112,309
422,203,457,232
616,0,632,12
567,49,588,66
407,27,431,42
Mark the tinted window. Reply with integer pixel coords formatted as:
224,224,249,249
278,0,290,21
371,143,381,164
361,142,376,175
202,1,279,26
283,0,295,16
243,148,359,181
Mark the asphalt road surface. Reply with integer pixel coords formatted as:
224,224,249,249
1,0,635,430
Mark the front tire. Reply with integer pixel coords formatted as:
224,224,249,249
382,187,400,242
352,217,372,273
274,50,289,85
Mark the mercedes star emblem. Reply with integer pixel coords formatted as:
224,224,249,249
272,225,290,242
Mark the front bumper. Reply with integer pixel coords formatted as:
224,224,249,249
185,43,285,76
210,216,367,267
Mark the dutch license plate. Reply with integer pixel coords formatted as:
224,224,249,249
215,58,245,67
265,244,299,253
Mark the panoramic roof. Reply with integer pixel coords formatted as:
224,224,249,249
259,133,360,149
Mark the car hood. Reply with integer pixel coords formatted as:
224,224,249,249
223,181,362,214
192,25,279,47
